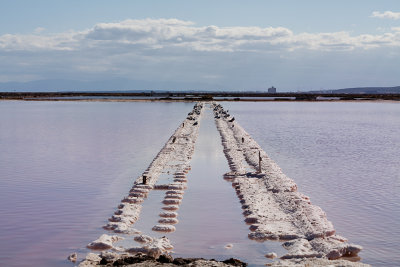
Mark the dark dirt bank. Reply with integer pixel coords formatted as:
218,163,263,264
76,252,247,267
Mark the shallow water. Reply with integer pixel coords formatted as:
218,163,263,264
130,107,284,266
0,101,193,266
0,101,399,266
224,101,400,267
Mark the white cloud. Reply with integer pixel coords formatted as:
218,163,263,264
371,11,400,20
0,18,399,90
1,18,400,54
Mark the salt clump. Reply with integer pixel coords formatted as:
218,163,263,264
134,234,153,244
158,218,179,224
159,211,178,218
87,234,123,250
152,224,176,233
126,237,174,259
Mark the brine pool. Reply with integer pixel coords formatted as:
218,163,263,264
0,101,399,266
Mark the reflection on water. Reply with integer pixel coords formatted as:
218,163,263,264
225,102,400,267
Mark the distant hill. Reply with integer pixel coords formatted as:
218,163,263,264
311,86,400,94
0,78,227,92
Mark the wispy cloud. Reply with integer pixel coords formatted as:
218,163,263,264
371,11,400,20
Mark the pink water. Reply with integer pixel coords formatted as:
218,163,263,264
1,101,399,266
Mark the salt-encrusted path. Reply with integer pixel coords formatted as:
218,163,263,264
212,102,365,265
79,102,368,267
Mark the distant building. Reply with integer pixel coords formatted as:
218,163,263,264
268,86,277,93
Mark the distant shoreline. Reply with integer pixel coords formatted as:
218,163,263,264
1,92,400,102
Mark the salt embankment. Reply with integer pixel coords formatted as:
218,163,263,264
80,103,204,263
212,103,365,264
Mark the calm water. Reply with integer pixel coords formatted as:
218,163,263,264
0,101,399,267
225,101,400,267
0,101,193,266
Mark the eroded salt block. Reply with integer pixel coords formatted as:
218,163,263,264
166,190,184,195
135,184,153,190
162,205,179,211
168,184,187,190
225,244,233,249
126,237,174,258
153,184,170,190
152,224,176,233
159,211,178,218
130,188,149,194
165,194,183,199
162,199,181,205
265,252,277,259
134,234,153,244
67,252,77,262
174,178,187,183
121,197,144,204
158,218,179,224
129,192,147,198
87,234,123,250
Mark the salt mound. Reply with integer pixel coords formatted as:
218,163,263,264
126,237,174,259
87,234,123,250
152,224,176,233
134,234,153,244
163,199,181,205
158,218,179,224
159,211,178,218
166,190,184,195
162,205,179,211
165,193,183,199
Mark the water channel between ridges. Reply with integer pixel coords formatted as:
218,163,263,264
126,105,284,266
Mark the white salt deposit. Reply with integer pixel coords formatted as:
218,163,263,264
100,103,203,236
152,224,176,233
126,237,174,259
265,252,277,259
162,205,179,211
158,218,179,224
162,199,181,205
212,102,363,262
159,211,178,218
87,234,123,250
133,234,153,244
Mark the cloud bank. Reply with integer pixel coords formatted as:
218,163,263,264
371,11,400,20
1,18,400,53
0,19,399,90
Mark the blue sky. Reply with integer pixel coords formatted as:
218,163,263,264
0,0,399,91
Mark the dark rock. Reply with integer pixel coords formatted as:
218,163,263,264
157,254,173,263
222,258,248,266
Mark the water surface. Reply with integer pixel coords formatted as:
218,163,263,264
0,101,193,266
225,101,400,267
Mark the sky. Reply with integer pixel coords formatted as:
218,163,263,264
0,0,399,91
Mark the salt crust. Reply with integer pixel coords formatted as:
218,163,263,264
84,104,204,261
158,218,179,224
125,237,174,259
162,199,181,205
212,103,363,261
152,224,176,233
134,234,153,244
87,234,123,250
162,205,179,211
101,103,203,235
159,211,178,218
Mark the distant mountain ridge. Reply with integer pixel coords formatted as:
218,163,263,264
0,79,399,93
310,86,400,94
0,79,227,92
